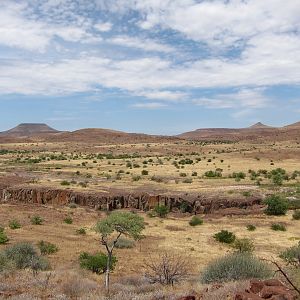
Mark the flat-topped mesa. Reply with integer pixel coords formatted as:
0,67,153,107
0,123,59,137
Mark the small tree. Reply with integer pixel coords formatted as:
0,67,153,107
95,212,145,291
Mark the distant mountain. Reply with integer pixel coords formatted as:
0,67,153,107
248,122,275,129
46,128,178,144
283,121,300,128
0,123,60,137
178,121,300,142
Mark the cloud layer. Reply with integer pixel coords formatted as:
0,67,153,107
0,0,300,113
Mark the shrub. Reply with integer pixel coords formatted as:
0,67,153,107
232,238,254,253
292,210,300,220
0,252,14,273
214,230,236,244
112,237,135,249
76,228,86,235
132,175,141,181
279,242,300,268
189,216,203,226
154,205,169,218
141,170,149,175
64,216,73,224
37,241,58,255
264,195,288,216
61,180,71,186
8,219,21,230
79,252,117,274
0,231,9,244
201,253,272,283
182,178,193,183
204,170,222,178
4,242,49,271
31,215,43,225
246,224,256,231
145,253,189,285
69,203,77,209
271,223,286,231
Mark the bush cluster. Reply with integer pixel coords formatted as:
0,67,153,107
79,252,117,274
0,243,49,273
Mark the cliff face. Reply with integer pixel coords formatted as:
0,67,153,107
0,186,263,214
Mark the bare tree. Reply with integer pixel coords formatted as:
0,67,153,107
144,252,189,286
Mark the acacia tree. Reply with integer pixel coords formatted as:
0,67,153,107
95,211,145,291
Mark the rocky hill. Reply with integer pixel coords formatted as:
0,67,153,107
177,121,300,142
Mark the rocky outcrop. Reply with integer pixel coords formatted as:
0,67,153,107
235,279,297,300
0,186,263,214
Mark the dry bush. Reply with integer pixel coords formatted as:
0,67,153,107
165,225,186,231
201,280,249,300
61,273,98,298
144,253,190,285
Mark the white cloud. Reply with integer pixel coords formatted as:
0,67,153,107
0,0,299,110
109,35,175,53
136,90,187,101
131,102,167,109
94,22,112,32
193,89,270,109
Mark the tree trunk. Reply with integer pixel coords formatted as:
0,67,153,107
105,251,111,293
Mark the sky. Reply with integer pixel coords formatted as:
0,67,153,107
0,0,300,134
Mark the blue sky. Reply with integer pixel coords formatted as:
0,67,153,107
0,0,300,134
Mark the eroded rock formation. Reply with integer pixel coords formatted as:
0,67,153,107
0,185,263,214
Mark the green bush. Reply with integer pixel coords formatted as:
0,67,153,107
0,231,9,244
232,238,254,253
214,230,236,244
8,219,22,230
292,210,300,220
4,242,49,271
271,223,286,231
112,237,135,249
201,253,272,283
79,252,117,274
31,215,43,225
279,242,300,268
64,216,73,224
246,224,256,231
37,241,58,255
76,228,86,235
141,170,149,175
189,216,203,226
264,195,288,216
60,180,70,186
204,170,222,178
154,205,169,218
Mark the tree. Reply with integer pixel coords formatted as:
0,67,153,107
95,212,145,291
